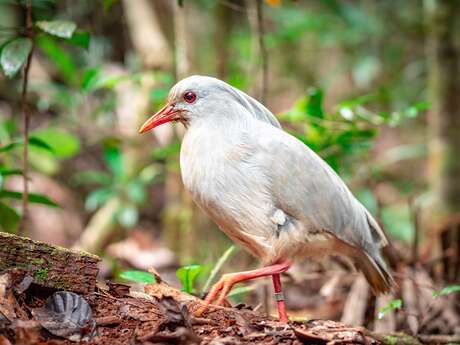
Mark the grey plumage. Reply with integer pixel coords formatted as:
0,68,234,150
169,75,394,294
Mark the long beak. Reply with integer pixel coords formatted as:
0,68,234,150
139,104,178,134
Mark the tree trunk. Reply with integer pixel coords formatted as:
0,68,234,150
425,0,460,218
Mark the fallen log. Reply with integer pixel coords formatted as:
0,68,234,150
0,232,99,294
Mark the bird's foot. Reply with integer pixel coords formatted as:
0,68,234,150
195,273,238,316
194,262,291,319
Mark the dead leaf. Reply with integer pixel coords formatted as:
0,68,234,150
33,291,96,342
106,281,130,298
265,0,281,7
158,296,191,329
0,335,12,345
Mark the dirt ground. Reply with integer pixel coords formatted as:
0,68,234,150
0,269,388,345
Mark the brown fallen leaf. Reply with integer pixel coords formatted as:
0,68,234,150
32,291,96,342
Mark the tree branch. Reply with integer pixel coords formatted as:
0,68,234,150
256,0,268,103
18,0,34,235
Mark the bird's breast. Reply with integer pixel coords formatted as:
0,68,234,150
179,128,276,258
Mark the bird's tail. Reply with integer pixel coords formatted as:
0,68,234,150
355,250,395,294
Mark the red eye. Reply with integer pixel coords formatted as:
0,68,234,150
183,91,196,103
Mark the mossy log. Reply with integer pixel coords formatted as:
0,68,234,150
0,232,100,294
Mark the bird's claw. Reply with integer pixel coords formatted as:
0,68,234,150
195,274,236,317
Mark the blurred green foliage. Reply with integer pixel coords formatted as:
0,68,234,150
0,1,431,257
73,140,159,229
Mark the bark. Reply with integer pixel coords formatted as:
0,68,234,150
425,0,460,218
174,0,191,79
0,232,99,294
215,1,233,79
121,0,172,70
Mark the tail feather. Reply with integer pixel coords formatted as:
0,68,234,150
357,251,395,294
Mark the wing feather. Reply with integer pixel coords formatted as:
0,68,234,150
253,124,386,255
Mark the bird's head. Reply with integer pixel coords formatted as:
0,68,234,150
139,75,280,134
139,75,217,133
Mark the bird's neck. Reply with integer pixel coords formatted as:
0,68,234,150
185,110,255,136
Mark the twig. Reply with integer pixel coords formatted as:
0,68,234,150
409,195,420,264
255,0,268,103
202,245,236,293
18,0,34,235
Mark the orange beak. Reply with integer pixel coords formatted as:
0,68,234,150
139,104,179,134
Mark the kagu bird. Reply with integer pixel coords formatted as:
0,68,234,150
139,76,394,322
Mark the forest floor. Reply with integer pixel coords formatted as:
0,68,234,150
1,270,418,345
1,233,459,345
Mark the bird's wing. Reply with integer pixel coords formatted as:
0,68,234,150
253,124,388,254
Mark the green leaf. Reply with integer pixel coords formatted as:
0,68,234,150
305,87,324,120
0,190,59,207
0,201,20,233
72,170,111,186
85,188,114,211
36,20,77,39
66,30,90,49
0,168,22,176
81,68,99,91
31,128,80,158
0,138,54,155
0,38,32,77
127,181,146,204
0,168,22,189
0,142,20,153
119,270,156,284
29,136,55,154
103,142,124,180
433,285,460,298
378,299,402,319
176,265,203,294
117,206,138,228
36,34,77,85
0,119,17,138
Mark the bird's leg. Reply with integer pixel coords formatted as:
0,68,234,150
272,273,288,323
196,261,290,319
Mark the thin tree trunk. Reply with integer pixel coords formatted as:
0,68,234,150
121,0,172,70
425,0,460,218
215,1,233,79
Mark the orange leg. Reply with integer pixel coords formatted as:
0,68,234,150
196,261,291,322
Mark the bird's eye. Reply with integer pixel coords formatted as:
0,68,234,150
183,91,196,104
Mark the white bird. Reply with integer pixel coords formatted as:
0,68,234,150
139,75,394,322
